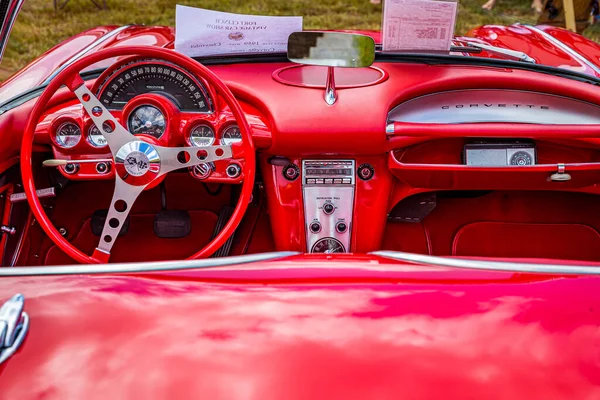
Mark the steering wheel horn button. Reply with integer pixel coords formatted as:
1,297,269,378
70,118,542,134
115,141,161,186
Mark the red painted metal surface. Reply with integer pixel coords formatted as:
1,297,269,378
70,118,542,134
1,254,600,398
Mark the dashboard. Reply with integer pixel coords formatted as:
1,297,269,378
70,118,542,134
31,59,600,255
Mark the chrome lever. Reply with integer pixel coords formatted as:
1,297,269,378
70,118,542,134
43,159,113,167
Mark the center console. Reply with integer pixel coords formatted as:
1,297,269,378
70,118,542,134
302,160,355,253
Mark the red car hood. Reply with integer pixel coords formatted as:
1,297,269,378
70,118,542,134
1,24,600,104
0,254,599,399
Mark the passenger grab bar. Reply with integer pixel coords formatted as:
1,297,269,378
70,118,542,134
386,122,600,139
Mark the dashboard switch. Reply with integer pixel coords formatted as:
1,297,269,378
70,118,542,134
226,163,242,178
357,164,374,180
63,163,79,175
283,164,300,181
336,221,348,233
309,221,322,234
96,162,110,174
323,203,335,215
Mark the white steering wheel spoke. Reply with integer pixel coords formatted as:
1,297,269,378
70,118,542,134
71,84,136,156
155,144,233,175
95,176,146,258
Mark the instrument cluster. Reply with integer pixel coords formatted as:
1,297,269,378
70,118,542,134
43,58,248,183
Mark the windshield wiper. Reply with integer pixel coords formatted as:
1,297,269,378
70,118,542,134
454,40,536,64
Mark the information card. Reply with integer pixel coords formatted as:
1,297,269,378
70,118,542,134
382,0,457,52
175,5,303,57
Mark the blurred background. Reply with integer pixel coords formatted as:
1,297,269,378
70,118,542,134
2,0,600,80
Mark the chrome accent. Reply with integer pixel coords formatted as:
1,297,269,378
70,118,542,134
302,160,355,253
0,0,25,62
10,187,56,203
324,66,337,105
461,41,536,63
226,163,242,178
0,252,299,275
0,294,29,365
387,89,600,125
373,250,600,275
525,25,600,76
550,163,571,181
0,226,16,236
191,162,214,180
95,161,110,174
43,159,112,167
115,141,161,183
386,123,395,134
41,25,133,86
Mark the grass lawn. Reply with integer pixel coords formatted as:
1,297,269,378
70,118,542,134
2,0,600,80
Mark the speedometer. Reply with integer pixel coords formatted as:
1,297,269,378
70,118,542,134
97,61,211,112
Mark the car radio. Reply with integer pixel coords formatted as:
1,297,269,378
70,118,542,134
464,142,536,166
302,160,355,253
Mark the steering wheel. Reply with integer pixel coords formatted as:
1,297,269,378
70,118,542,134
21,46,256,264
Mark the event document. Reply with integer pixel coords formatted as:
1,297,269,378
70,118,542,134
382,0,457,51
175,5,303,57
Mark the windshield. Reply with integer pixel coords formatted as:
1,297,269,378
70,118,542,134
0,0,600,99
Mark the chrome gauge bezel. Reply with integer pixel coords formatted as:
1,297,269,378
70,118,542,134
53,121,82,149
87,124,109,148
220,124,242,146
127,104,166,139
188,124,216,147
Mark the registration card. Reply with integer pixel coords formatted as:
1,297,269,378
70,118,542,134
175,5,303,57
382,0,457,52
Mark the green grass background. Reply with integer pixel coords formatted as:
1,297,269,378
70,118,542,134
3,0,600,80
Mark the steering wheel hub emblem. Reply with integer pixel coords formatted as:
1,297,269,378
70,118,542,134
124,151,150,176
114,141,161,185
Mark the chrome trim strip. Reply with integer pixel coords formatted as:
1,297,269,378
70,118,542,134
0,0,25,62
41,25,133,86
372,250,600,275
0,252,299,276
525,25,600,76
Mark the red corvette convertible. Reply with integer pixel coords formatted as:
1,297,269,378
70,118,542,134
0,0,599,397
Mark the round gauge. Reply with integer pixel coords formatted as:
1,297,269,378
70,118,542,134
127,105,166,138
188,124,215,147
54,122,81,148
311,237,345,254
87,124,111,148
220,125,242,145
510,151,534,166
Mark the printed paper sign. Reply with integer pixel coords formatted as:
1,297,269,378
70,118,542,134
175,5,303,57
382,0,457,52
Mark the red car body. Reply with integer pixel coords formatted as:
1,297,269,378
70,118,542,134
0,18,599,399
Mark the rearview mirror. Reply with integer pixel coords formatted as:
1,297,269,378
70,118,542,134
287,32,375,105
287,32,375,68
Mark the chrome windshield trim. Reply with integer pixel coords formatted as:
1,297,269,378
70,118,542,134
40,24,133,86
0,0,25,62
525,25,600,76
372,250,600,275
0,252,299,276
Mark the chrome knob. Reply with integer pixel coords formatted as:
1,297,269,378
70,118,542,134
226,163,242,178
